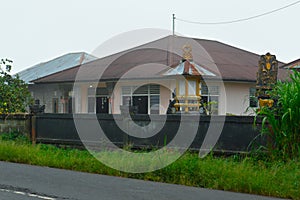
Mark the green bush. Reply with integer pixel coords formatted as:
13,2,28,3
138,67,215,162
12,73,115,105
0,59,33,114
0,132,30,144
256,70,300,159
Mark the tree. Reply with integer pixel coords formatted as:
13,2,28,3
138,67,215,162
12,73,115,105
0,59,32,114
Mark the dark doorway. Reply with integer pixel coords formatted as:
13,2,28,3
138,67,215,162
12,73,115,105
133,96,148,114
52,98,58,113
68,97,74,113
96,97,109,113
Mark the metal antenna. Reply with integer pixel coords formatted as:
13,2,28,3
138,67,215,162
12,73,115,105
172,14,175,35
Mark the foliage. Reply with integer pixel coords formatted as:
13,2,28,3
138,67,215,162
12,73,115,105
0,131,30,144
0,137,299,199
0,59,32,113
201,101,218,115
256,70,300,159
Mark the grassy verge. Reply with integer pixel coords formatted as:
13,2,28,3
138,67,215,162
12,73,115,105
0,134,299,199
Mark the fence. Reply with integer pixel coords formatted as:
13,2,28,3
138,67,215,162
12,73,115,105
34,114,264,153
0,114,31,135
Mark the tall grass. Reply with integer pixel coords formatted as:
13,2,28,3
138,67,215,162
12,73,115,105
256,71,300,159
0,134,299,199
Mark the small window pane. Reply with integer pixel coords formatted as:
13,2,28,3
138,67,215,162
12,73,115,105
150,95,160,114
133,85,148,95
188,80,196,95
201,85,208,95
179,80,185,95
88,88,96,96
208,86,219,95
88,97,95,113
150,85,160,94
122,96,131,106
249,88,258,107
96,88,108,95
210,96,219,115
122,86,131,95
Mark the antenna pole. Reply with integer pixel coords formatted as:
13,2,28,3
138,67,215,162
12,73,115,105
172,14,175,35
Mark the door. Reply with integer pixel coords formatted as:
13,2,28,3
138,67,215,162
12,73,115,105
68,97,73,113
52,98,58,113
96,97,109,113
133,96,148,114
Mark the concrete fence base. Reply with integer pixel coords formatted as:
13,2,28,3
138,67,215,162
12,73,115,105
0,114,31,136
34,114,264,153
0,113,264,154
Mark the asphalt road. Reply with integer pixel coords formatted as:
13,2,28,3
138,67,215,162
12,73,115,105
0,161,286,200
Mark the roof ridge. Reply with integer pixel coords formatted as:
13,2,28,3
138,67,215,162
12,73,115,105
37,52,89,65
173,35,285,65
74,35,172,67
281,58,300,68
18,52,95,73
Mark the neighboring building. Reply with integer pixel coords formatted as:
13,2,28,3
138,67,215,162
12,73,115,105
282,58,300,71
18,52,97,83
29,36,289,115
17,52,97,113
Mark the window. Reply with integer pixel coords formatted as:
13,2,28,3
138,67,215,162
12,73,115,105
249,88,258,107
188,80,196,95
200,84,219,115
121,84,160,114
178,80,185,95
88,97,95,113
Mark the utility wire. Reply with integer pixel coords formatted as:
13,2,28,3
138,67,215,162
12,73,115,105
176,0,300,25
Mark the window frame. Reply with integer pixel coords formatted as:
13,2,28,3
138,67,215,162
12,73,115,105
249,87,258,108
200,84,219,115
121,84,160,114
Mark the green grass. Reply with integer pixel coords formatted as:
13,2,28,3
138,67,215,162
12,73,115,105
0,134,299,199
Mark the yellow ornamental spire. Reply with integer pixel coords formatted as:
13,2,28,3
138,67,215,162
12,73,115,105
182,45,193,61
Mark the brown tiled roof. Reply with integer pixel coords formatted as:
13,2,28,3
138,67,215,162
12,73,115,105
33,35,289,83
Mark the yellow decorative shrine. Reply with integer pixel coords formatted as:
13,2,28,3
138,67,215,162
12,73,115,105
163,45,215,113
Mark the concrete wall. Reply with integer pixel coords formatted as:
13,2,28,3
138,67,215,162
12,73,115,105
35,114,263,153
0,114,31,135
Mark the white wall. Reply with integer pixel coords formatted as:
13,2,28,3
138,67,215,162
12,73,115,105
223,82,256,115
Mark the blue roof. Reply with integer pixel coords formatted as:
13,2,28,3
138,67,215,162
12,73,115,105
17,52,97,83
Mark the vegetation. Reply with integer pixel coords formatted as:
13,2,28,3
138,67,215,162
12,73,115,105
1,72,299,199
0,59,32,114
256,71,300,160
0,133,299,199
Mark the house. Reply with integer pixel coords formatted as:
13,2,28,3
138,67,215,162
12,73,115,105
28,35,289,115
18,52,97,83
17,52,97,113
282,58,300,71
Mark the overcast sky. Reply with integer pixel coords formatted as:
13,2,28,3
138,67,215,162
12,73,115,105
1,0,299,73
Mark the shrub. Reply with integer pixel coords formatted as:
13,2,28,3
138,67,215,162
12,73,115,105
0,132,30,144
256,71,300,159
0,59,33,114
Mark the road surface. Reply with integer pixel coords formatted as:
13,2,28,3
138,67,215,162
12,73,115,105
0,161,286,200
